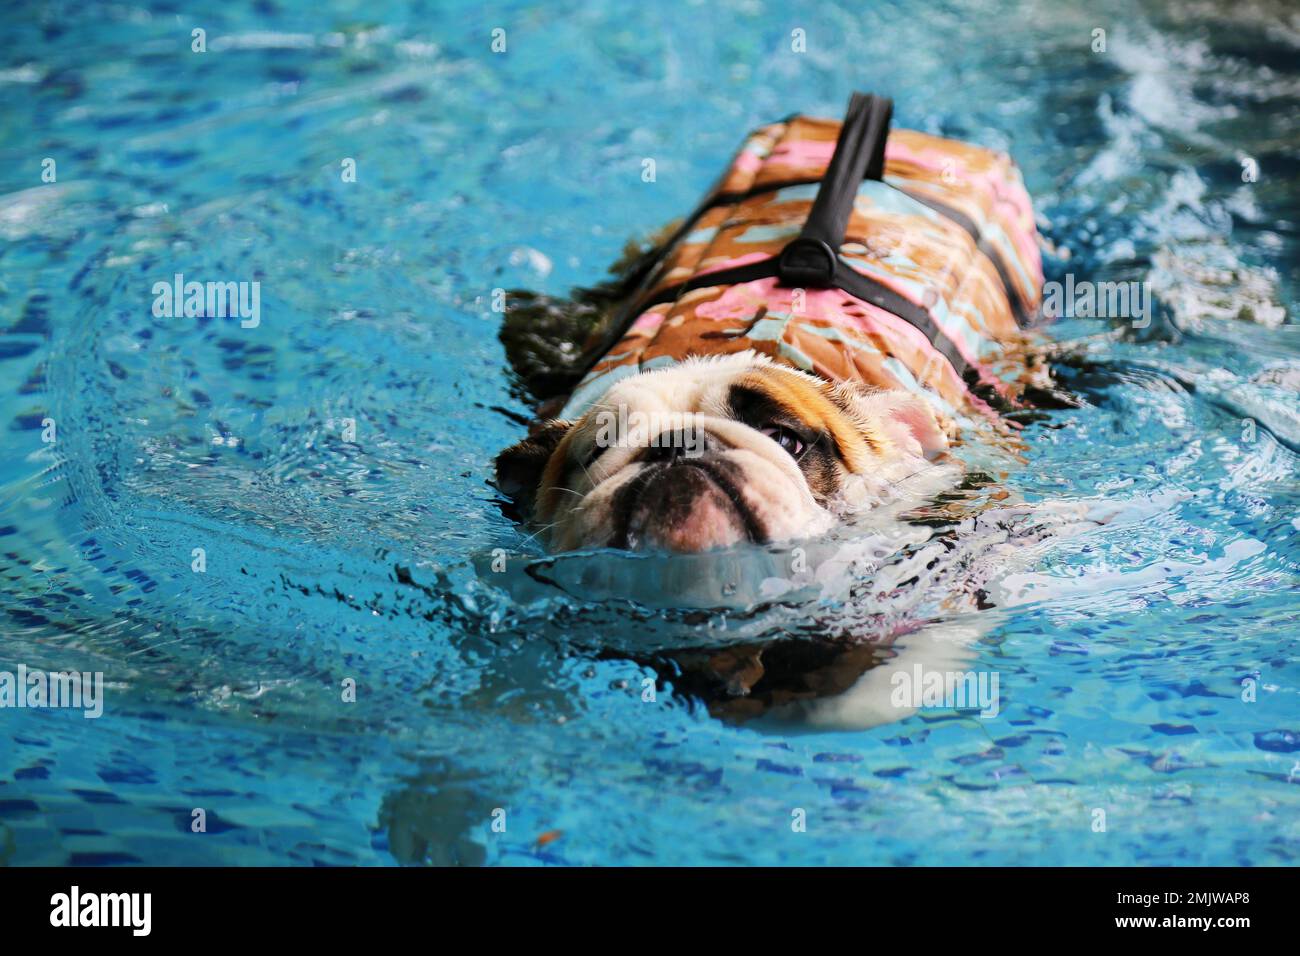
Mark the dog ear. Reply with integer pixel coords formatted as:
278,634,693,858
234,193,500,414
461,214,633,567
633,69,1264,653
493,419,574,513
826,382,949,461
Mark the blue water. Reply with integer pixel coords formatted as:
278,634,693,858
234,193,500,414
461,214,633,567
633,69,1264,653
1,0,1298,866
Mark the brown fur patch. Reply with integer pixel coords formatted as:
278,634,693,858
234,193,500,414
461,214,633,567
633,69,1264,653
536,425,583,521
732,366,877,473
495,419,574,517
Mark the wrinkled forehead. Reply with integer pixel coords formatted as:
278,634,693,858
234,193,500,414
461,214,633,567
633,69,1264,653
570,361,870,463
595,361,833,424
552,366,740,472
591,361,750,417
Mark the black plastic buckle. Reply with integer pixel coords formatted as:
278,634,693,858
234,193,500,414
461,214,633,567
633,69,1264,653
777,237,838,288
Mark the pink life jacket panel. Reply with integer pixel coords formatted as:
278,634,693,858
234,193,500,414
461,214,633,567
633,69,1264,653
560,92,1044,424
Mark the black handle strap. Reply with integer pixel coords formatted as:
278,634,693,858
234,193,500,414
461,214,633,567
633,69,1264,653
569,91,976,392
778,92,893,288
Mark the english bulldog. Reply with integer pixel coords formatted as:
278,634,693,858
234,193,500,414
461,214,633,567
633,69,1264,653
489,98,1056,726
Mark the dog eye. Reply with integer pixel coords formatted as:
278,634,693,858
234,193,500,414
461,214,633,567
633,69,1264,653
760,424,806,458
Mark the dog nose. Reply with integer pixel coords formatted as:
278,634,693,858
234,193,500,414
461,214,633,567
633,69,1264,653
640,429,710,464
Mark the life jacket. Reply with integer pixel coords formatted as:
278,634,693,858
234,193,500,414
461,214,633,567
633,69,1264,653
558,92,1044,426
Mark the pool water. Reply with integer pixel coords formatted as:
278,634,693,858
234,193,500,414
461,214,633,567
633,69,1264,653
1,0,1298,866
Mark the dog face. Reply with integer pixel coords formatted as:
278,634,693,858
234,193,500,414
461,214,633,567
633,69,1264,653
496,352,949,553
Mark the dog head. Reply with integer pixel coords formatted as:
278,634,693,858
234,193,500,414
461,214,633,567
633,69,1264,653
495,352,949,553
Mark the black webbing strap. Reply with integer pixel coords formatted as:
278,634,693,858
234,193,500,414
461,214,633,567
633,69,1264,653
892,188,1035,327
575,121,809,371
778,93,893,288
836,266,968,376
629,176,1035,328
580,92,976,383
641,257,783,308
